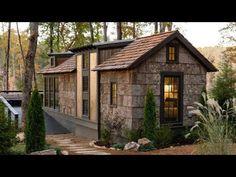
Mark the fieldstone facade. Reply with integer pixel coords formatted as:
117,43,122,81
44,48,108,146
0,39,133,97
58,73,76,116
100,41,207,129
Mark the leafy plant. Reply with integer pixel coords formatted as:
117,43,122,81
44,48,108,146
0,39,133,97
139,142,156,152
124,128,143,142
112,143,125,150
25,89,46,154
156,125,173,148
101,128,111,145
188,97,234,155
0,102,17,154
143,87,158,142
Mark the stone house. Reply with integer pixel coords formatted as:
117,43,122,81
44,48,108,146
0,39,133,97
39,30,217,140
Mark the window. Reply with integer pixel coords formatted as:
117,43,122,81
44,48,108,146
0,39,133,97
54,77,59,109
82,52,89,69
163,76,180,123
49,78,54,108
44,78,48,107
110,82,117,105
167,44,178,62
83,76,89,92
50,56,56,67
44,76,59,110
82,100,89,116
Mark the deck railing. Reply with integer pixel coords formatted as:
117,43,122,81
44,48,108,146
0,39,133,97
0,96,19,128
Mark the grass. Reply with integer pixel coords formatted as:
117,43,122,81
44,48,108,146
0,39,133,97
9,143,26,155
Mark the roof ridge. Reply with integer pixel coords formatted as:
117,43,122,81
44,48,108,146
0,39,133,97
136,30,177,40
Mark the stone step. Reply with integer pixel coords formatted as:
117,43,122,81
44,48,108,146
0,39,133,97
66,147,98,151
57,144,82,147
74,151,110,155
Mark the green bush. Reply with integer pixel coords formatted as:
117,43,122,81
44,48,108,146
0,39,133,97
112,143,125,150
139,142,156,152
124,128,143,142
156,125,173,148
172,127,199,145
25,89,46,154
143,87,158,142
0,102,17,154
101,128,111,145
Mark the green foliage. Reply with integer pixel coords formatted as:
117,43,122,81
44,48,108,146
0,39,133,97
101,128,111,145
138,142,156,152
0,102,17,154
156,125,173,148
143,87,158,142
9,143,26,155
172,127,199,145
189,98,234,155
25,89,45,154
124,128,143,142
210,57,236,120
112,143,125,150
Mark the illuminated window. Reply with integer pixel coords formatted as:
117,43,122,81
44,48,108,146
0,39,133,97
110,82,117,105
164,76,179,122
167,44,178,62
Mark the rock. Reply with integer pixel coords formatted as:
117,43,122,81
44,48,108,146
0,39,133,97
89,140,96,147
61,150,69,155
16,132,25,142
138,138,151,145
124,142,140,151
109,147,116,150
30,149,57,155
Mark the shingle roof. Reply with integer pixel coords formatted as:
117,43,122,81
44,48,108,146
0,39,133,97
38,55,76,74
93,30,218,72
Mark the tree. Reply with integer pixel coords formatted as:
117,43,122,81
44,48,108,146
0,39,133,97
210,56,236,118
25,89,45,153
132,22,136,38
21,22,39,128
89,22,94,43
117,22,122,40
0,102,17,154
143,87,157,141
154,22,158,33
103,22,107,41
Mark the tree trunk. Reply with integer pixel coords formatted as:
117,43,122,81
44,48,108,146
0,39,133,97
57,22,60,51
5,22,11,91
117,22,122,40
89,22,94,43
21,22,39,128
103,22,107,41
16,22,25,66
160,22,165,32
132,22,136,38
154,22,158,33
166,22,173,31
49,22,54,53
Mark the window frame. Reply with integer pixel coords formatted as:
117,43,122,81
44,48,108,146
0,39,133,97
50,56,56,67
166,43,179,63
110,82,117,107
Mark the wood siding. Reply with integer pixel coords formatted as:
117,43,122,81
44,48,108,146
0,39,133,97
76,54,83,118
98,48,123,64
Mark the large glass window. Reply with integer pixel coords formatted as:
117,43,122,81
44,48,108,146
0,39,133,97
82,99,89,117
44,76,59,110
110,82,117,105
83,76,89,92
44,78,49,107
163,76,179,122
54,77,59,109
49,78,54,108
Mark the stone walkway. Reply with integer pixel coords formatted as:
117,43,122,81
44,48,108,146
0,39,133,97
46,134,110,155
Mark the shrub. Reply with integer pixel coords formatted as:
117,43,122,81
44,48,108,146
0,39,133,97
112,143,125,150
139,142,156,152
25,89,46,154
172,127,199,145
124,128,143,142
0,102,17,154
101,128,111,145
156,125,173,148
143,87,158,142
189,98,234,155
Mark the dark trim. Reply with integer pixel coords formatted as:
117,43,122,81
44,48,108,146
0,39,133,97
110,82,117,107
97,48,101,140
48,52,74,58
166,43,179,64
160,71,183,126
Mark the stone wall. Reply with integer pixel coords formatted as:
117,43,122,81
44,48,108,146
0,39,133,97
100,41,207,129
58,73,76,116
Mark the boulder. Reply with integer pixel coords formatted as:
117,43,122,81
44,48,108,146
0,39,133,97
89,140,96,147
30,149,57,155
16,132,25,142
124,142,140,151
138,138,151,145
61,150,69,155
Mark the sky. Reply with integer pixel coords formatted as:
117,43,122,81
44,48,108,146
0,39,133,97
14,22,230,48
